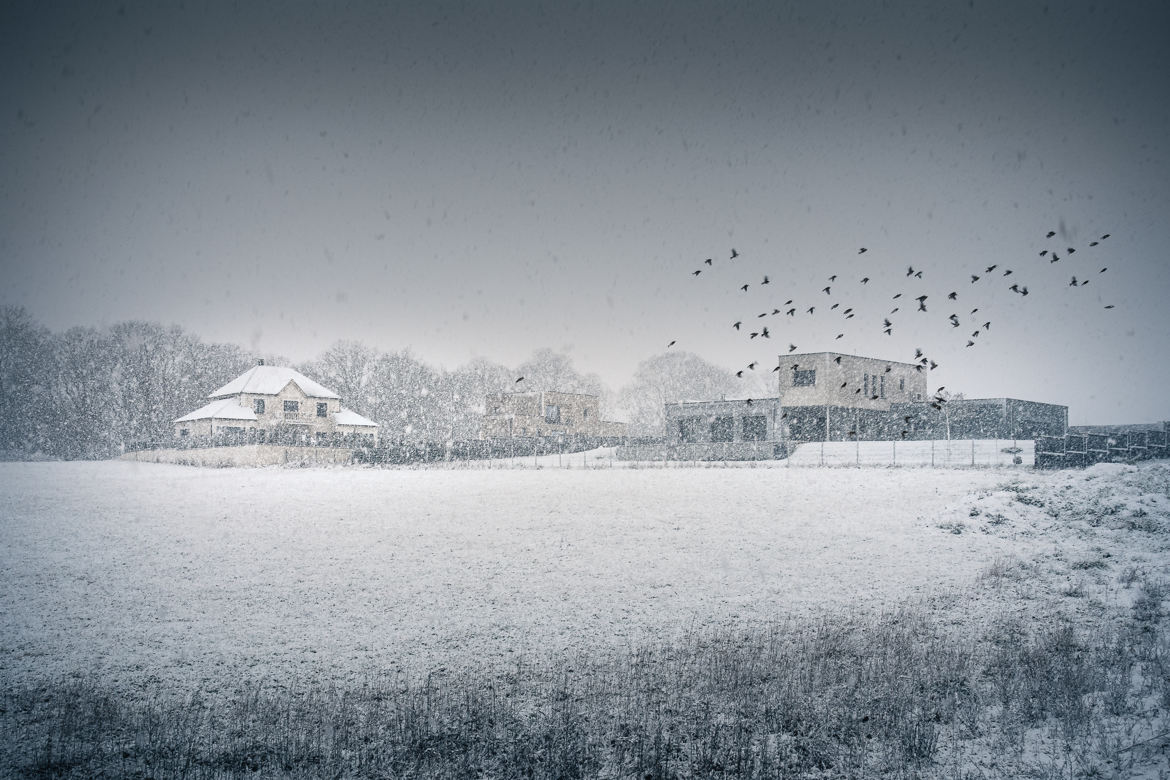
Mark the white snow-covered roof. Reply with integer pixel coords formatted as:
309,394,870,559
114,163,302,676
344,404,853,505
174,399,258,423
208,365,340,400
334,408,378,428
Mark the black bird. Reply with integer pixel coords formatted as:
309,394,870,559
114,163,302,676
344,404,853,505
1021,286,1029,296
762,276,771,285
917,301,927,312
971,308,979,314
1046,230,1056,238
834,356,843,364
843,308,854,314
883,318,892,328
860,277,870,284
772,308,782,315
883,327,893,335
515,376,525,383
841,382,848,388
859,247,868,254
971,274,980,283
788,344,798,352
740,284,749,291
1067,248,1076,255
1070,276,1078,286
971,330,980,338
1039,250,1048,257
916,294,928,302
750,332,759,339
890,307,900,314
758,312,767,318
983,322,991,330
1089,241,1098,247
730,248,739,258
1104,304,1115,309
771,365,781,372
966,340,975,347
736,370,744,378
829,275,837,282
836,333,844,339
1050,252,1060,263
914,348,924,359
930,360,938,370
667,340,676,348
947,291,957,300
807,306,816,314
733,321,742,330
830,303,840,310
1100,267,1108,273
893,293,902,299
705,258,713,265
884,366,892,373
1080,279,1090,286
823,286,832,295
761,327,770,338
692,269,702,276
1010,284,1020,293
1003,269,1013,276
784,299,793,305
906,265,915,277
748,362,757,370
845,312,855,319
914,270,923,279
1101,233,1111,239
985,264,997,273
786,308,796,316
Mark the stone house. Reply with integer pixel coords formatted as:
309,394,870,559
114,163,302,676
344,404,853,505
173,362,379,446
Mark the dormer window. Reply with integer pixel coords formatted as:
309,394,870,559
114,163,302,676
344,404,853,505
317,402,328,417
254,399,265,415
284,400,299,413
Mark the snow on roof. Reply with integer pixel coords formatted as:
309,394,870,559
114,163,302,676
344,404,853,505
334,408,379,428
208,365,340,400
174,399,258,423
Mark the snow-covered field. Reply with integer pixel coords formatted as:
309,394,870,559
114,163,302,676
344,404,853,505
1,459,1167,700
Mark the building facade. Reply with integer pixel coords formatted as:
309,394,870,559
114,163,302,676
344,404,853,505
173,363,379,446
481,390,626,440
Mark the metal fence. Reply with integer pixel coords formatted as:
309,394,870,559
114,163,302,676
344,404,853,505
1035,430,1167,469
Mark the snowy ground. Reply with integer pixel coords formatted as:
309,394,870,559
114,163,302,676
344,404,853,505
0,459,1167,700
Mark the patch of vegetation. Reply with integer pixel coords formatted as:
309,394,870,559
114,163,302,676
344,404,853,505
3,606,1167,780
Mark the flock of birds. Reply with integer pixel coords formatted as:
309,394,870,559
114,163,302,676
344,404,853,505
671,228,1117,406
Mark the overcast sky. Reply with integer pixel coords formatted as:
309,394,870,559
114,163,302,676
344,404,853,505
3,0,1168,425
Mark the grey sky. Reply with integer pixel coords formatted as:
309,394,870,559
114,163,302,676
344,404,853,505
3,0,1168,425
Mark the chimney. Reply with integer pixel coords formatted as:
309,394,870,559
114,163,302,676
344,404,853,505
258,358,265,366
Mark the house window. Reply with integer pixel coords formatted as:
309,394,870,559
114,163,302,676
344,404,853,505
284,400,299,414
898,378,905,392
583,408,590,419
254,399,265,415
317,402,328,418
864,374,869,396
316,432,328,444
742,415,768,441
179,428,189,437
793,369,816,387
678,417,703,443
710,416,734,442
544,404,561,424
880,375,886,399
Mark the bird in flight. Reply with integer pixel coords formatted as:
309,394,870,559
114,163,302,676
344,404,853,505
970,274,980,283
692,270,702,276
515,377,525,383
860,277,870,284
1046,230,1056,238
748,362,758,370
762,276,770,285
733,321,742,330
985,265,997,273
740,284,749,292
948,291,957,300
859,247,868,254
788,343,798,352
705,258,713,265
730,248,739,259
667,340,676,348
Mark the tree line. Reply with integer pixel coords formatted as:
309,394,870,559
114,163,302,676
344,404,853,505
0,307,748,459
